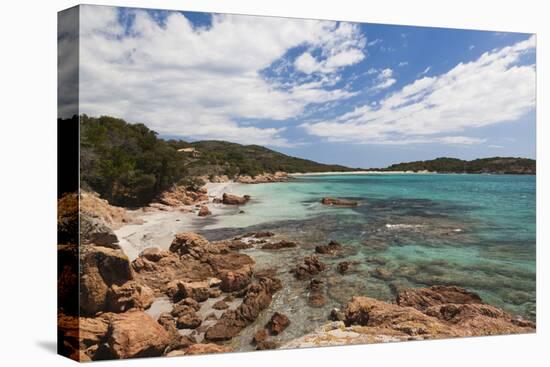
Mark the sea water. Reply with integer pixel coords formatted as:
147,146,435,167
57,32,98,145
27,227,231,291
197,174,535,348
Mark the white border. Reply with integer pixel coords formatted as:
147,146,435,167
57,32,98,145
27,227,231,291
0,0,546,366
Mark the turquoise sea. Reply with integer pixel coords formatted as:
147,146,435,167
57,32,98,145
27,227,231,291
199,173,535,346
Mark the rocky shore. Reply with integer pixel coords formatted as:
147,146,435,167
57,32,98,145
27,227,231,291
58,185,535,361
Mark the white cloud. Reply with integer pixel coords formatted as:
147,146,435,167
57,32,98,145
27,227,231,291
301,36,535,145
371,68,396,90
398,61,408,67
78,6,363,147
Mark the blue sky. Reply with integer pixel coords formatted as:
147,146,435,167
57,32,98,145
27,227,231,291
76,5,536,168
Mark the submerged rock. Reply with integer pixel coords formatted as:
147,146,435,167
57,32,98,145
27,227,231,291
261,240,298,250
336,261,352,274
291,255,327,280
315,240,342,255
321,197,358,206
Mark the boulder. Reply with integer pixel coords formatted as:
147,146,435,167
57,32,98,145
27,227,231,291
198,206,211,217
175,281,210,302
169,232,211,257
321,197,358,206
315,240,342,255
266,312,290,335
80,215,120,248
220,271,251,292
106,311,170,359
139,247,170,262
291,255,327,280
106,281,154,312
222,193,250,205
209,288,222,298
80,245,133,315
396,286,483,311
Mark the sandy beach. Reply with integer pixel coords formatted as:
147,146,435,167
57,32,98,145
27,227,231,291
115,181,241,260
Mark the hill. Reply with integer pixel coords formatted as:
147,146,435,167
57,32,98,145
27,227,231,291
384,157,536,174
78,115,355,206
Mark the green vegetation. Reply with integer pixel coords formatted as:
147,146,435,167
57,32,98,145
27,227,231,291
384,157,536,174
79,115,354,206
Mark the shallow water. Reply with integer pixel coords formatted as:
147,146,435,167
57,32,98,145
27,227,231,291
196,173,535,349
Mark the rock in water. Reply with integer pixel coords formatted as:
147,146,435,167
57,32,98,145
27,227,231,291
261,240,298,250
253,329,268,343
321,197,358,206
292,255,327,280
198,206,211,217
106,311,170,359
315,240,342,255
266,312,291,335
222,193,251,205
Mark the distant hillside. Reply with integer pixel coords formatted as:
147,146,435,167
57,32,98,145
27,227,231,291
169,140,353,178
78,115,354,206
384,157,536,174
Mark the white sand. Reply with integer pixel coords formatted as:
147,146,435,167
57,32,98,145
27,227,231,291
115,182,242,260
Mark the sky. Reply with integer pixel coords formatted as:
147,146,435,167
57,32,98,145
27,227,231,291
75,5,536,168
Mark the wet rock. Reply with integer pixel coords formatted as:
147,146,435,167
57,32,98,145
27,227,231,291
184,343,232,355
292,255,327,280
106,311,171,359
315,240,342,255
308,279,324,291
253,329,268,344
253,231,275,238
222,193,250,205
213,300,229,310
321,197,358,206
396,285,483,311
261,240,298,250
256,341,278,350
336,261,352,274
214,239,253,250
266,312,290,335
106,281,154,312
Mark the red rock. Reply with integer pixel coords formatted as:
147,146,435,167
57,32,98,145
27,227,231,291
106,311,171,359
253,329,268,343
175,281,210,302
292,255,327,280
222,193,250,205
261,240,298,250
198,206,211,217
396,286,483,311
184,343,232,355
